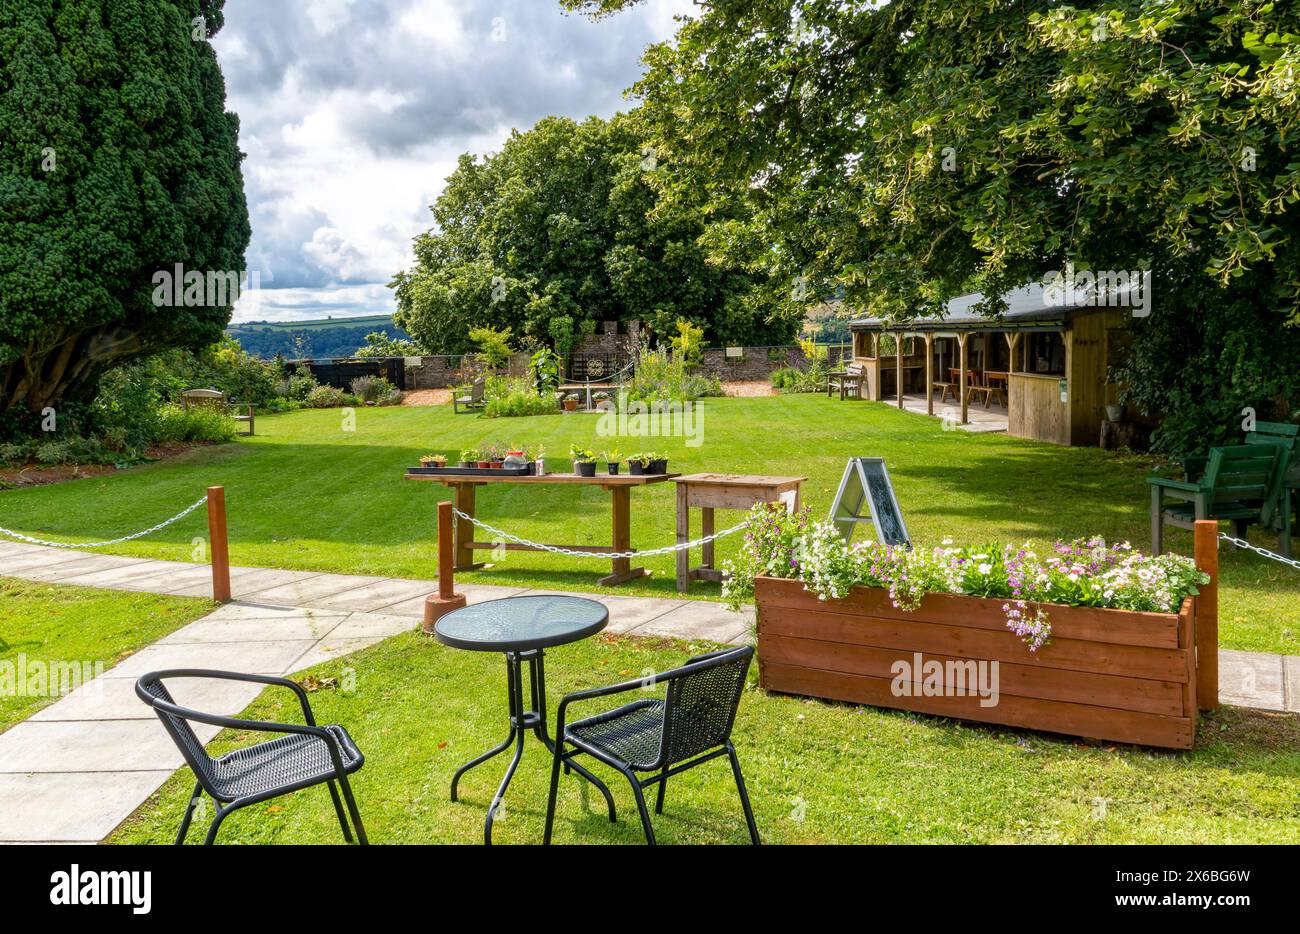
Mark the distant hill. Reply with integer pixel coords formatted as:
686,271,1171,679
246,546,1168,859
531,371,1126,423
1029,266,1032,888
227,315,414,359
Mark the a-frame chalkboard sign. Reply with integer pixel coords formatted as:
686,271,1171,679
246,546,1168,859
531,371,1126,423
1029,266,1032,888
829,457,910,547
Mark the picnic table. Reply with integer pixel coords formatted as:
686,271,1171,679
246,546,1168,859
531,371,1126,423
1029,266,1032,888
405,470,679,585
673,473,805,592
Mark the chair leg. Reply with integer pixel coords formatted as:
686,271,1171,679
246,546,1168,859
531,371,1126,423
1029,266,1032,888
544,745,564,845
624,770,656,845
337,775,368,845
175,781,202,845
654,768,668,815
203,805,232,845
326,780,353,844
727,743,761,845
1150,487,1163,555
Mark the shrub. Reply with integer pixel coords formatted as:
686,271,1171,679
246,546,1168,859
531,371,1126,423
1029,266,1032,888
625,348,722,403
350,375,402,405
154,405,238,444
305,384,349,408
0,441,32,467
483,376,560,418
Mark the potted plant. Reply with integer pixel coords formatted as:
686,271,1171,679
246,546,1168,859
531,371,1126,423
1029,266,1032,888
627,452,650,475
602,449,622,475
563,392,581,412
570,445,597,477
420,453,447,468
459,449,478,468
475,445,493,469
593,390,611,411
649,452,668,474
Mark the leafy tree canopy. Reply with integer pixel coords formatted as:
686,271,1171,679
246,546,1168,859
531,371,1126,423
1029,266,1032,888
0,0,249,432
567,0,1300,450
391,113,795,354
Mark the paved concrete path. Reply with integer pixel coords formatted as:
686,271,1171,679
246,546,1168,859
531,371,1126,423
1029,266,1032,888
1,539,1296,842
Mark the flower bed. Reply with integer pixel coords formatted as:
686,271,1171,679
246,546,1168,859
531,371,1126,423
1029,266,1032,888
725,505,1215,749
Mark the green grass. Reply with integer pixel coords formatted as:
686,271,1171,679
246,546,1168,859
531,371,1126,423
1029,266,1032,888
0,578,215,732
109,630,1300,844
0,397,1296,654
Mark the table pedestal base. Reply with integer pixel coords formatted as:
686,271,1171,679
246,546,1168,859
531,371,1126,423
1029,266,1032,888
450,648,616,844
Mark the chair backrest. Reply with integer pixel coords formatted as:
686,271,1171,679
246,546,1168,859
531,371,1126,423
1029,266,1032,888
471,378,485,402
660,646,753,767
136,674,219,794
1246,422,1299,467
182,388,226,412
1201,444,1287,515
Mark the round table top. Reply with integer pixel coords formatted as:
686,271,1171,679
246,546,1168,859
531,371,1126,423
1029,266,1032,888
433,595,609,653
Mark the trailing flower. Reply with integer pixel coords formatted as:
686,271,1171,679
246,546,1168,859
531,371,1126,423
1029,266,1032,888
722,504,1209,651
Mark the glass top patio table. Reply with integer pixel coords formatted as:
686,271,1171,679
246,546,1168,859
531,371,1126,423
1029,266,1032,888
433,595,608,652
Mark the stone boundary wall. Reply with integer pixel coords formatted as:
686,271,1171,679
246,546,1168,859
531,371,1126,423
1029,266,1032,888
403,344,852,389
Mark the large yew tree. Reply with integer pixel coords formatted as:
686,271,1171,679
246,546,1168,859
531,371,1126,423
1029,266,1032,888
0,0,249,432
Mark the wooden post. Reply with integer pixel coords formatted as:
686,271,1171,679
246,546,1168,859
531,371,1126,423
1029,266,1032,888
206,486,231,603
1193,519,1219,711
895,332,904,409
675,481,690,593
424,500,467,634
924,333,934,416
958,333,970,425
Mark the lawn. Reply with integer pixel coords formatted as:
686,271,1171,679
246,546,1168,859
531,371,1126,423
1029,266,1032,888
0,396,1296,655
110,629,1300,845
0,577,215,732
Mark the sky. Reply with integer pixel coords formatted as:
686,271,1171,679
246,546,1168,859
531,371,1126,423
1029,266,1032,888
218,0,695,323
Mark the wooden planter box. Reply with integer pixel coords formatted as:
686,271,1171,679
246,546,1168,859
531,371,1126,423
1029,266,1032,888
755,576,1212,749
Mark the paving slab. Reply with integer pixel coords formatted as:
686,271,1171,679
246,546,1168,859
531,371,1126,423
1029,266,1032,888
627,600,751,644
28,675,266,723
20,553,144,583
379,584,528,618
0,719,195,773
1219,648,1287,711
0,549,101,575
323,611,419,642
0,772,174,843
158,611,346,645
0,540,48,558
103,640,318,681
242,573,391,606
56,559,191,589
306,577,437,612
115,561,216,593
165,567,322,598
197,601,350,622
290,638,385,671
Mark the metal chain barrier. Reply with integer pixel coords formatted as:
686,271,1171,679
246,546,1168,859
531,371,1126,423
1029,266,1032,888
1218,532,1300,572
451,506,747,559
0,495,209,549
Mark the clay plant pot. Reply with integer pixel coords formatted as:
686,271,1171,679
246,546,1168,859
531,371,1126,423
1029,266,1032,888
563,399,579,412
476,460,492,469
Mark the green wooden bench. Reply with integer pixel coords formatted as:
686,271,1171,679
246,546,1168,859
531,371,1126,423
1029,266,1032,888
1150,442,1291,556
1180,421,1298,551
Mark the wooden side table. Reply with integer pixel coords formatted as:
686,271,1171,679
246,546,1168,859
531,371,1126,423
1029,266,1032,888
674,473,805,592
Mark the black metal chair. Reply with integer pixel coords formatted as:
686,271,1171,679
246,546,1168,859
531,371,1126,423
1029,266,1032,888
135,669,368,845
544,646,759,845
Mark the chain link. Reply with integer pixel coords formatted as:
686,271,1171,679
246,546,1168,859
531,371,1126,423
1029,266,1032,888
451,507,747,559
0,495,209,549
1217,532,1300,572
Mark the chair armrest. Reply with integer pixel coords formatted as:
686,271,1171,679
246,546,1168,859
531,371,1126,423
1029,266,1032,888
1146,476,1201,494
142,669,318,725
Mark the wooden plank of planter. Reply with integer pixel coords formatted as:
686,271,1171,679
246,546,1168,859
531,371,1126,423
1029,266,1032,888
757,604,1188,682
754,578,1181,649
760,633,1185,717
760,662,1194,749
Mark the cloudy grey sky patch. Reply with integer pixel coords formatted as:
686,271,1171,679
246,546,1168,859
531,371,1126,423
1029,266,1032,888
219,0,693,322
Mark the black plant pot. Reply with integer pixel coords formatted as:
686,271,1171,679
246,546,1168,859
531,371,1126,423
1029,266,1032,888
574,460,596,477
608,463,620,475
650,458,667,474
459,461,473,468
629,462,646,475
